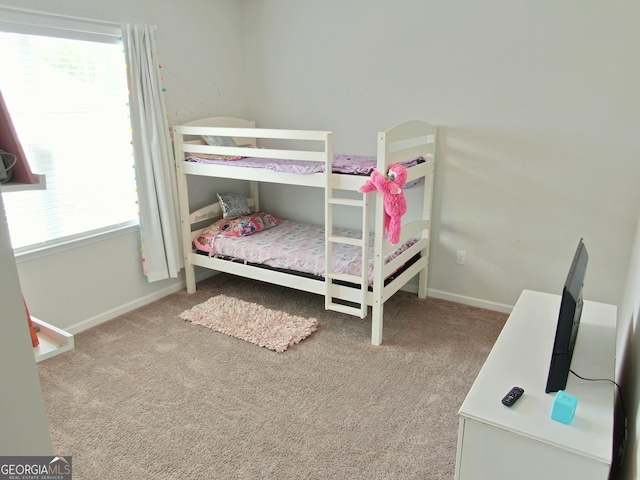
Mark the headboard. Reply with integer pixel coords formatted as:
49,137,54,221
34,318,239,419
181,116,257,147
187,196,258,242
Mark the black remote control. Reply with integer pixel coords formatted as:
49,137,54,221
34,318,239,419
501,386,524,407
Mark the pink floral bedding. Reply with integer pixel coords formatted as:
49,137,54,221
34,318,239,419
186,153,424,175
194,219,417,284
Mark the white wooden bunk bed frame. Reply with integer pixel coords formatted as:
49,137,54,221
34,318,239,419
173,117,436,345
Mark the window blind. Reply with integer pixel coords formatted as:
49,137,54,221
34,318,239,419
0,12,138,252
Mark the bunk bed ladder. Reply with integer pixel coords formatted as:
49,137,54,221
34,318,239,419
324,188,370,319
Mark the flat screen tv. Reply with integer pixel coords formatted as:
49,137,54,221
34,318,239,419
545,238,588,393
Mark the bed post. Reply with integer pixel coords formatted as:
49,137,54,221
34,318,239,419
418,126,436,299
371,302,384,346
370,129,390,346
250,180,260,212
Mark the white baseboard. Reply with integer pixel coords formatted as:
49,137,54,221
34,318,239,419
427,288,513,314
66,271,216,334
67,272,512,335
400,282,513,313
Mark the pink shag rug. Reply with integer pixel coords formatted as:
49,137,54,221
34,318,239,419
179,295,318,352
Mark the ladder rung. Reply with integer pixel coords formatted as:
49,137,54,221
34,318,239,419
328,272,363,284
327,302,364,317
328,197,365,207
328,235,363,246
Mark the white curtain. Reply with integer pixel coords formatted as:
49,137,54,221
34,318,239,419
122,24,183,282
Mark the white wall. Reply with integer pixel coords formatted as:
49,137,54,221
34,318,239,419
0,191,52,455
618,212,640,479
0,0,247,332
242,0,640,310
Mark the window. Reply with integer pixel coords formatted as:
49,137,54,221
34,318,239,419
0,14,137,253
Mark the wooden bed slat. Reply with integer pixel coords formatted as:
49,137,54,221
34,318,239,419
177,125,331,141
183,144,328,163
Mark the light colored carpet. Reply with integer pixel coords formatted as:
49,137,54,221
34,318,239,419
37,273,507,480
180,294,318,352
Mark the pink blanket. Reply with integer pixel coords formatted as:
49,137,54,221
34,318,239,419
186,153,424,175
195,219,416,284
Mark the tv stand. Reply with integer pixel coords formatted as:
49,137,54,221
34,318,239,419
455,290,616,480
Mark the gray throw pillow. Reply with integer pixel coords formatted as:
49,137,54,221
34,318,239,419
202,135,237,147
217,193,252,218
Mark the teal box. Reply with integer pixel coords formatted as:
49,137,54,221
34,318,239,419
551,390,578,425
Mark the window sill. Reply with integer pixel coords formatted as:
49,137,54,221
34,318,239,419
14,222,139,264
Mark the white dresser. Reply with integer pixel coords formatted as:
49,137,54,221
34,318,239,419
455,289,616,480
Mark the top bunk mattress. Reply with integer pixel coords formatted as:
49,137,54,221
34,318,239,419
185,153,424,176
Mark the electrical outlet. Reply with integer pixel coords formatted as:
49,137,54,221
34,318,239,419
456,250,466,265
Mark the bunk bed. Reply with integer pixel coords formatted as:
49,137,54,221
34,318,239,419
173,117,436,345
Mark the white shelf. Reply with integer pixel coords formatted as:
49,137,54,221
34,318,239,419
32,317,74,362
0,174,46,193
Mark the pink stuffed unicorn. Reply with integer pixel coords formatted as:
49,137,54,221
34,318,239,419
359,163,407,244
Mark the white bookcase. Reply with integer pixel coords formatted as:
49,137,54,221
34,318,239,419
455,289,616,480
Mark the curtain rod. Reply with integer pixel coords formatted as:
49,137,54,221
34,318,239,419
0,3,121,28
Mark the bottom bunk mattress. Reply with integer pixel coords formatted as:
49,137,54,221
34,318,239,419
193,218,417,285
